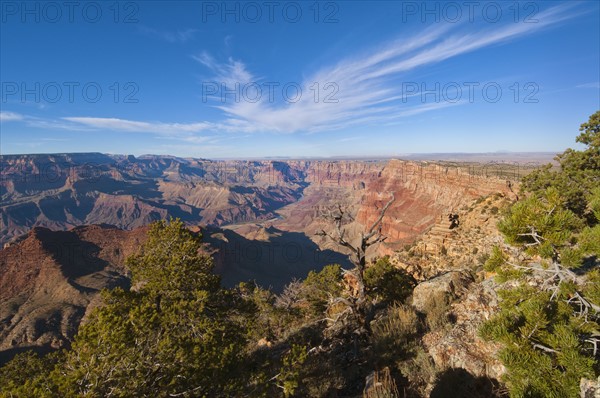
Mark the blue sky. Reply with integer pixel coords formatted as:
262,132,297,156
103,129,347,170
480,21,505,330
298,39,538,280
1,0,599,158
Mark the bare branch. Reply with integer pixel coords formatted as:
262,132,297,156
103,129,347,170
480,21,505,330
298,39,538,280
584,337,599,356
517,226,545,246
169,385,204,397
316,229,357,255
532,343,558,353
365,194,395,240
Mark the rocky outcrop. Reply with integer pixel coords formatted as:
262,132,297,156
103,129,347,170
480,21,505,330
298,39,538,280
401,193,513,386
422,278,505,380
580,377,600,398
411,270,473,313
266,160,516,261
394,193,512,281
356,160,513,253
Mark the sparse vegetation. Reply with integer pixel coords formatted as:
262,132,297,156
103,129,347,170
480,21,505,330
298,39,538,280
363,367,400,398
424,291,452,331
371,304,420,364
0,217,418,397
398,347,438,393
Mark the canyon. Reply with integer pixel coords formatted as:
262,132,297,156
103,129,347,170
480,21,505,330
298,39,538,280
0,153,526,363
1,153,523,249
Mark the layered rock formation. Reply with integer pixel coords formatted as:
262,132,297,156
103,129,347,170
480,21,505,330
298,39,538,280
1,154,519,250
355,160,513,252
268,159,514,260
1,154,307,246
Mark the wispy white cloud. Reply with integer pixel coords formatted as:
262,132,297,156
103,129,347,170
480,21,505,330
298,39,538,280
193,2,580,134
138,26,198,43
339,136,361,142
1,111,95,130
576,82,600,89
60,117,228,145
0,111,24,122
62,117,214,135
192,52,255,87
4,112,229,146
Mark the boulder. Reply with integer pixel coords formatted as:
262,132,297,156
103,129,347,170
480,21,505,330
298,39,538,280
411,270,473,313
422,278,505,380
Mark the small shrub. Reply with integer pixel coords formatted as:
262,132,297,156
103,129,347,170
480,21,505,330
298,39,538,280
277,344,308,397
364,256,415,303
372,304,419,343
300,264,343,316
371,304,420,363
483,246,506,272
398,347,437,395
424,292,451,331
363,367,400,398
482,246,523,282
477,253,490,266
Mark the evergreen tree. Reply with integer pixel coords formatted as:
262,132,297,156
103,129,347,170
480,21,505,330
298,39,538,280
364,256,415,304
0,350,62,397
54,219,247,397
480,111,600,397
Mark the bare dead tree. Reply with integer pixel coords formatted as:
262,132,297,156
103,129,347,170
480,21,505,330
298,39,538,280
275,279,305,310
316,194,395,308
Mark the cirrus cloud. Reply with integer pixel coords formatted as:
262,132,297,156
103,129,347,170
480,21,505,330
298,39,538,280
0,111,24,122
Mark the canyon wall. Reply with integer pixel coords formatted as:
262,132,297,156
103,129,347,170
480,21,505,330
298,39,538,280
356,160,513,251
268,159,513,256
